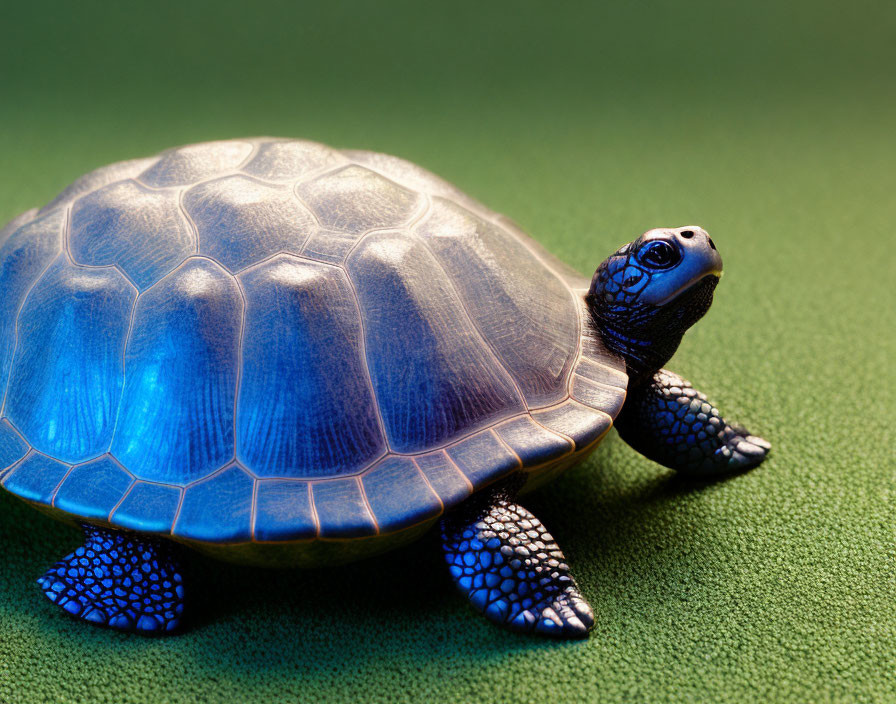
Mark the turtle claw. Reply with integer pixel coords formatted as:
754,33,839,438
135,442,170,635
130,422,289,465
531,587,594,638
726,429,771,471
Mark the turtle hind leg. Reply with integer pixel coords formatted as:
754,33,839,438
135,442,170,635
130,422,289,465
440,495,594,638
37,524,185,634
616,369,771,477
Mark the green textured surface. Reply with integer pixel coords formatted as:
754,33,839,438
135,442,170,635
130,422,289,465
1,2,894,702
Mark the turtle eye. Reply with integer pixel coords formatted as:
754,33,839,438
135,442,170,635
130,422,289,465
637,240,680,269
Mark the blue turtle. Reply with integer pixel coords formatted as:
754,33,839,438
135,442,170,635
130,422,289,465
0,139,769,637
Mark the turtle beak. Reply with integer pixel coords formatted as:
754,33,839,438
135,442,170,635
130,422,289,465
644,226,724,307
676,226,723,278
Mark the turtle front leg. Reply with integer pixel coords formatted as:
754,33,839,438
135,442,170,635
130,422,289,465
38,524,185,634
440,492,594,638
616,369,771,477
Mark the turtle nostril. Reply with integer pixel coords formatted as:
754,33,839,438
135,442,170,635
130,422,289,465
680,230,694,239
708,237,716,250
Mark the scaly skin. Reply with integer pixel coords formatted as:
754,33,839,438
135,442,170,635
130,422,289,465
440,497,594,638
616,369,771,476
37,524,185,634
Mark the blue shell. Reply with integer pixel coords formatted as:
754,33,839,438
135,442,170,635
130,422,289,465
0,139,627,544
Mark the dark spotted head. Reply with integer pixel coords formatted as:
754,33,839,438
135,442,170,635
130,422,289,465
587,226,723,383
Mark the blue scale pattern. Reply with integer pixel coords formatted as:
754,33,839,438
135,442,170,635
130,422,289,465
615,369,771,475
37,524,184,633
441,499,594,638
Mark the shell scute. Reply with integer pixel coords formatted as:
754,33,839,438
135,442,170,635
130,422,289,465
110,481,181,533
184,175,317,272
41,156,160,214
0,420,28,477
174,465,255,542
571,375,627,418
347,231,525,453
361,457,442,533
1,453,70,504
494,417,573,467
573,355,628,389
53,456,133,521
297,165,421,234
237,255,385,478
253,480,316,542
531,401,612,451
311,478,377,539
110,258,242,485
342,149,491,217
446,431,521,490
69,180,193,290
416,197,578,407
0,209,64,400
243,140,348,182
413,452,472,508
5,258,135,463
138,140,254,188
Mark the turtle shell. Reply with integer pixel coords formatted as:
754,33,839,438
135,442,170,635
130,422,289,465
0,139,626,553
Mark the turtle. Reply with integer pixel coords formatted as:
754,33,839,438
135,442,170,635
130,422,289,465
0,138,770,638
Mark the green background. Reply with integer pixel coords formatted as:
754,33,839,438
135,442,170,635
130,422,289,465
1,1,893,702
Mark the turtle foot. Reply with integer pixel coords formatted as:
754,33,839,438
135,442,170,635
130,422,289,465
441,497,595,639
616,369,771,478
38,524,185,635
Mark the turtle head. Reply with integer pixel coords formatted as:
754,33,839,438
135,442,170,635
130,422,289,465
586,226,723,384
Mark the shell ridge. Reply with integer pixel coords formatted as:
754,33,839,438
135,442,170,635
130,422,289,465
62,254,140,296
489,428,524,470
410,457,447,513
235,140,263,171
354,475,380,535
106,291,141,453
307,481,322,539
167,486,187,536
49,464,79,507
248,477,260,541
177,187,201,254
101,452,136,479
0,447,33,484
105,478,137,523
527,413,577,450
231,273,249,461
441,450,475,493
288,163,350,194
